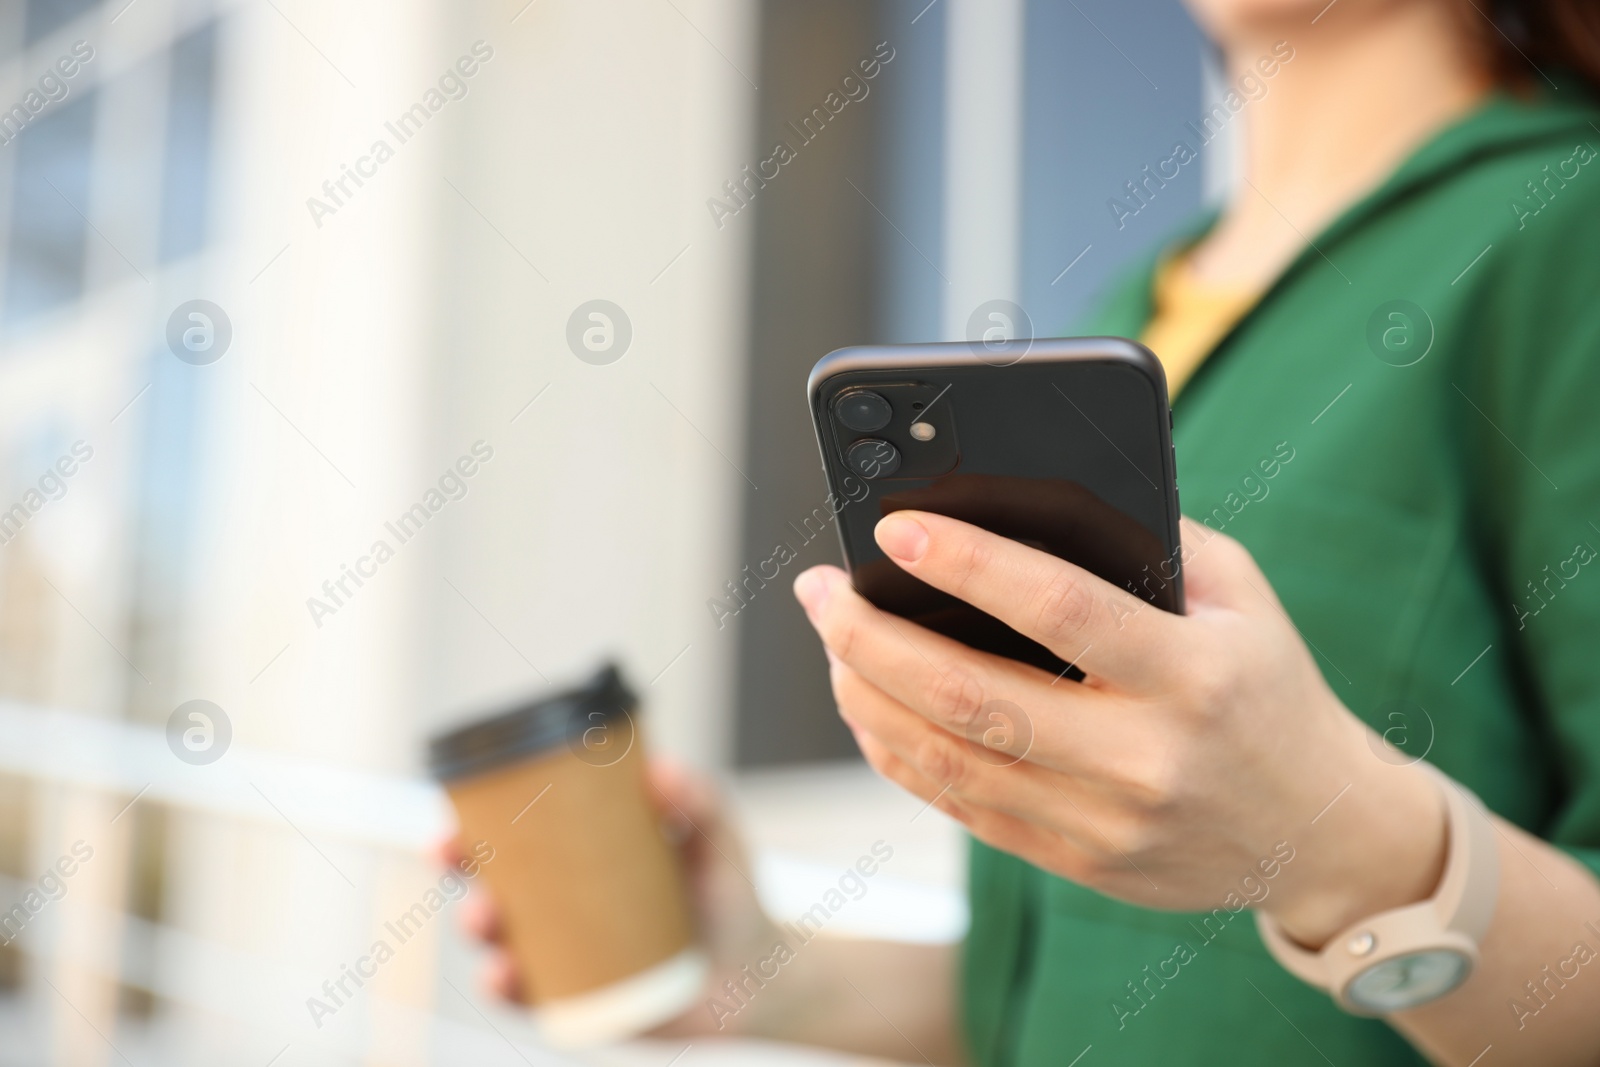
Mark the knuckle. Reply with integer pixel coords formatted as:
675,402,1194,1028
1078,847,1130,884
925,666,987,728
1053,840,1119,885
1183,655,1235,712
1101,747,1185,820
857,737,892,777
828,683,855,726
1111,808,1166,860
1129,752,1186,818
914,732,965,788
945,536,994,597
1032,575,1097,648
824,614,862,663
827,658,861,702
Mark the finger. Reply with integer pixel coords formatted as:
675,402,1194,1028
430,834,465,870
871,510,1185,687
833,660,1105,847
645,756,715,845
841,713,944,799
644,758,757,887
481,949,524,1004
646,757,713,820
646,758,733,847
851,724,1084,877
795,565,1137,772
851,724,973,821
458,890,503,944
879,474,1169,587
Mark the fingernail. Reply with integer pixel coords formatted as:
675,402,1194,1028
794,568,832,615
876,513,928,563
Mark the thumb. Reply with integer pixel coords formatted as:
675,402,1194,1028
645,756,758,887
646,756,729,841
1177,517,1277,614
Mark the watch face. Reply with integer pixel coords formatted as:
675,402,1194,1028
1346,950,1472,1013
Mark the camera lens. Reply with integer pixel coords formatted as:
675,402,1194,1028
834,390,892,432
847,438,900,479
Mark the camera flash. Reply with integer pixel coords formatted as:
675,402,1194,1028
910,421,936,441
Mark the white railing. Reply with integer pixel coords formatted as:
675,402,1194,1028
0,702,964,1065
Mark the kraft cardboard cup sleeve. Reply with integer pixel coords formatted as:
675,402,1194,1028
429,664,704,1046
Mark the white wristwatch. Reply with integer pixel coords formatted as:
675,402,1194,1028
1255,765,1500,1015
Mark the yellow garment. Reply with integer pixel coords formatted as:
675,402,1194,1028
1139,254,1263,396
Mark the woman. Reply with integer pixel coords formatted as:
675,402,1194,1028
464,0,1600,1062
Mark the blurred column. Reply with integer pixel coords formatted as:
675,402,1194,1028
165,0,450,1060
940,0,1024,341
424,0,761,774
729,0,890,766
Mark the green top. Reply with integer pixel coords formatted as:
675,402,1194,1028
963,84,1600,1066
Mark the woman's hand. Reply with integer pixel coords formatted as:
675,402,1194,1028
443,759,783,1034
794,513,1448,948
443,757,964,1060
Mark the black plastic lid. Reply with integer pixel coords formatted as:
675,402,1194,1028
427,662,637,781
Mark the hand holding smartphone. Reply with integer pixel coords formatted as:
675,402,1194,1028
808,337,1183,678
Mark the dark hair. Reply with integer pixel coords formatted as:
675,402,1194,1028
1487,1,1600,94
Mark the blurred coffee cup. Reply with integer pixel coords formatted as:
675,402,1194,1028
429,663,704,1045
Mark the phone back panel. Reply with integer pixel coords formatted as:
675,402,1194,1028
808,338,1183,677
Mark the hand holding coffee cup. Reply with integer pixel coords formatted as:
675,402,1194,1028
441,757,784,1040
429,665,711,1045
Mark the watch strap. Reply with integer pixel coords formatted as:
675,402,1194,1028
1255,764,1500,1013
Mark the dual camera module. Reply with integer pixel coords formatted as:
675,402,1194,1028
830,385,951,481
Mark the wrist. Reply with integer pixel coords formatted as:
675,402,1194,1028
654,909,789,1038
1262,739,1448,948
706,915,795,1037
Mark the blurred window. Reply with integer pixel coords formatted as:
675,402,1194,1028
23,0,100,46
4,91,95,322
159,20,218,262
4,16,220,323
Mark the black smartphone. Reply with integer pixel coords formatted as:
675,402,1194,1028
807,337,1184,679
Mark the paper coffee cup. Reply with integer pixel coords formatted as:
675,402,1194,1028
429,664,705,1046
